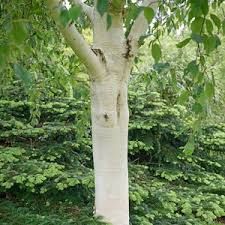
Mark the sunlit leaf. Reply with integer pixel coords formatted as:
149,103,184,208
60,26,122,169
144,7,154,23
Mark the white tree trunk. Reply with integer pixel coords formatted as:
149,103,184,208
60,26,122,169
89,9,132,224
91,78,129,225
47,1,156,224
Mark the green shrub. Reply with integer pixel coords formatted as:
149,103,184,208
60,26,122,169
0,82,225,224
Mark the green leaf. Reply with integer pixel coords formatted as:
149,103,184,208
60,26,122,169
60,9,70,27
106,14,112,30
124,4,143,36
138,34,150,46
189,5,202,19
210,14,221,30
176,38,191,48
203,35,216,53
205,19,213,34
187,60,199,76
97,0,109,17
151,43,161,62
69,5,81,21
13,64,32,89
191,17,204,34
200,0,209,16
189,0,208,17
203,35,221,53
144,7,154,23
191,33,203,43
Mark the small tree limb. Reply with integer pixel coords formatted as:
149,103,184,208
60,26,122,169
47,0,104,80
69,0,94,23
128,0,158,55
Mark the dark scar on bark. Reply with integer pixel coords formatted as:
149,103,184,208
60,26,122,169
92,48,106,63
103,113,109,121
123,38,134,59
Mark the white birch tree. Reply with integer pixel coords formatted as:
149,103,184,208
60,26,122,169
45,0,223,224
46,1,158,224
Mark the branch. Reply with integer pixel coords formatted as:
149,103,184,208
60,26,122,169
128,0,158,54
69,0,94,23
47,0,104,80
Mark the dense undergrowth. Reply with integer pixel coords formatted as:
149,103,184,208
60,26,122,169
0,82,225,225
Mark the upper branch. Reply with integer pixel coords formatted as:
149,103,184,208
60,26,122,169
128,0,158,54
69,0,94,23
47,0,104,80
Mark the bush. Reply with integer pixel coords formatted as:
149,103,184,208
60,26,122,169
0,82,225,224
